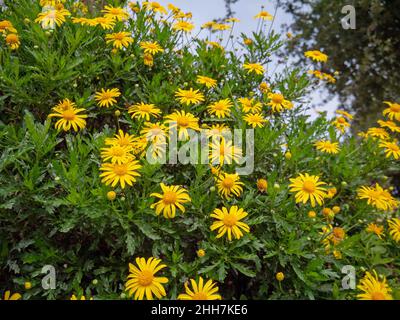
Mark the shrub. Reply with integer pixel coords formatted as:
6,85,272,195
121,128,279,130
0,0,399,300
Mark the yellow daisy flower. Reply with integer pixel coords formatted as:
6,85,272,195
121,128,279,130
377,120,400,133
379,140,400,159
196,75,217,88
140,122,167,142
150,183,191,219
212,23,231,31
167,4,180,14
209,139,242,165
357,270,392,300
105,32,133,49
304,50,328,63
243,62,264,75
259,82,270,93
239,97,262,113
314,140,340,154
164,110,200,140
207,99,233,118
267,92,293,113
178,277,221,300
93,17,115,30
216,172,244,199
140,41,164,55
50,100,76,114
204,124,230,137
201,21,215,29
94,88,121,108
225,17,240,23
388,218,400,243
335,110,353,120
382,101,400,121
210,206,250,241
243,113,267,128
331,116,350,133
99,160,141,189
366,223,384,239
101,5,129,21
125,257,168,300
0,20,17,34
128,102,161,120
48,104,87,132
5,33,20,50
175,88,204,105
143,1,168,15
257,178,268,193
143,53,154,67
366,127,389,140
254,11,273,20
357,183,398,211
172,21,194,32
105,130,135,149
100,145,134,164
35,7,70,29
1,290,21,300
289,173,328,207
206,41,224,50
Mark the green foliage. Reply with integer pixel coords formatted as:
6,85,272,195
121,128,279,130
0,0,399,300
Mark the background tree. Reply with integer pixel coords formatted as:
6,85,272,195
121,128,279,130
280,0,400,130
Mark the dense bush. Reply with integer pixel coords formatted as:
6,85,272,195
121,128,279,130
0,0,399,300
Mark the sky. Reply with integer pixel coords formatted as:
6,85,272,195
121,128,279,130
154,0,340,118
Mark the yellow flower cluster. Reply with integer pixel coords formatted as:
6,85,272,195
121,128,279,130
125,257,221,300
1,20,20,50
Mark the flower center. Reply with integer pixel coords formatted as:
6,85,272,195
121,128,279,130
102,92,112,99
371,292,386,300
333,227,345,239
137,270,154,287
163,191,177,204
338,117,346,124
249,115,259,122
223,214,238,227
271,94,284,104
113,164,128,175
111,147,124,157
47,10,57,19
303,180,316,193
6,34,18,44
177,116,189,127
0,21,11,30
369,190,382,200
214,103,225,110
150,128,163,136
389,144,400,152
184,92,196,99
140,105,151,112
62,109,76,120
192,292,209,300
222,177,234,189
114,33,125,40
